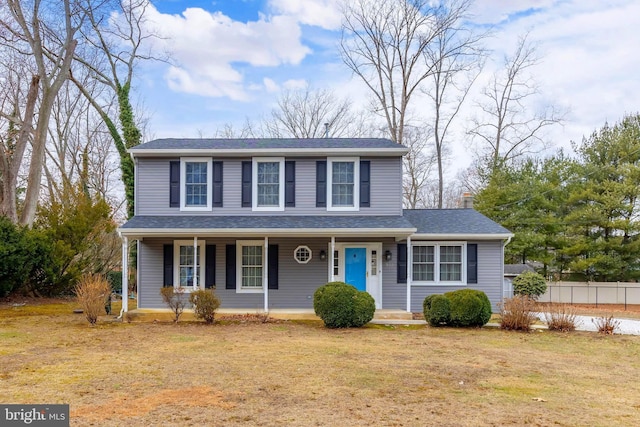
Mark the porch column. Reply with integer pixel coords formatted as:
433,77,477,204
264,237,269,312
406,236,412,312
330,236,335,282
193,236,198,290
121,236,129,313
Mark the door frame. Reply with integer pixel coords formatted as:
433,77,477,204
332,242,383,309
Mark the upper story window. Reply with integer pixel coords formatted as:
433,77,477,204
252,157,284,211
180,158,212,211
412,243,465,284
327,157,359,211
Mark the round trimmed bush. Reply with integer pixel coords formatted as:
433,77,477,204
444,289,492,327
512,271,547,299
427,295,451,327
313,281,375,328
423,294,438,320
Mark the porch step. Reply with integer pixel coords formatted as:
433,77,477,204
373,309,415,321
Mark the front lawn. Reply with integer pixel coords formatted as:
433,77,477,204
1,300,639,426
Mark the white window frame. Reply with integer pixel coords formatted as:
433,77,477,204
236,240,265,293
180,157,212,211
252,157,285,211
411,242,467,286
173,239,206,292
327,157,359,211
294,245,312,264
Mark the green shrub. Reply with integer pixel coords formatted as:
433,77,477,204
0,217,33,297
189,289,221,324
313,281,375,328
106,271,123,294
512,271,547,299
422,294,438,320
427,295,451,327
444,289,492,327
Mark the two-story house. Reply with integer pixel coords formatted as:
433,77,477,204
117,138,512,316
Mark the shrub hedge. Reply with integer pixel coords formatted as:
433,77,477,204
423,289,492,328
313,281,375,328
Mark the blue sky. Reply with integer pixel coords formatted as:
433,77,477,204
132,0,640,172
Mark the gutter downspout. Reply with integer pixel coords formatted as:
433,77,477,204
502,236,513,300
117,235,129,320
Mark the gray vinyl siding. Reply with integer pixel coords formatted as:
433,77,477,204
138,237,405,310
135,157,402,216
409,241,504,312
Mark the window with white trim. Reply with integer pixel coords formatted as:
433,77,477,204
173,240,206,290
412,243,465,284
180,158,212,211
294,245,312,264
237,240,264,292
253,157,284,211
327,157,359,211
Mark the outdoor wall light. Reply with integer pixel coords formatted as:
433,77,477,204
385,250,392,261
319,250,327,260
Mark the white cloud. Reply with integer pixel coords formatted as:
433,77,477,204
144,4,311,100
269,0,344,30
263,77,280,93
282,79,308,90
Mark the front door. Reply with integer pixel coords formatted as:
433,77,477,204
338,244,382,308
345,247,367,291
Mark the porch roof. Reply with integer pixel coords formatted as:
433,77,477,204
118,215,416,239
403,209,513,240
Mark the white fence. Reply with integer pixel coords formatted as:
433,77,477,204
541,281,640,307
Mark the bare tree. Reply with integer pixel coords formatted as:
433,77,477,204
0,56,40,222
267,86,357,138
0,0,80,225
70,0,161,218
340,0,470,146
422,2,487,207
467,33,563,177
402,126,437,208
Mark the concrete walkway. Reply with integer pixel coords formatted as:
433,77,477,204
535,313,640,335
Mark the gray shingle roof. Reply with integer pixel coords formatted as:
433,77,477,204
120,215,415,231
131,138,403,151
403,209,511,235
504,264,535,276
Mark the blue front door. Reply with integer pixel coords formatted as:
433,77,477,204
345,248,367,291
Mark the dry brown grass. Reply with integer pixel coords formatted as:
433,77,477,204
2,299,640,426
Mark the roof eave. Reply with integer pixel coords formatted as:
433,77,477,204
411,233,514,240
128,147,409,158
117,227,417,239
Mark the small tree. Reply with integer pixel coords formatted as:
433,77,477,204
160,286,188,322
75,274,111,325
512,271,547,299
189,289,221,324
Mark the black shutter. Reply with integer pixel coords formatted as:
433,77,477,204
241,161,252,207
268,244,279,289
205,245,216,288
316,161,327,207
226,244,236,289
467,243,478,284
285,161,295,207
212,161,223,208
163,244,173,286
397,243,407,284
360,160,370,207
169,161,180,208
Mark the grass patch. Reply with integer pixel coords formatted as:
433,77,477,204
1,300,640,425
